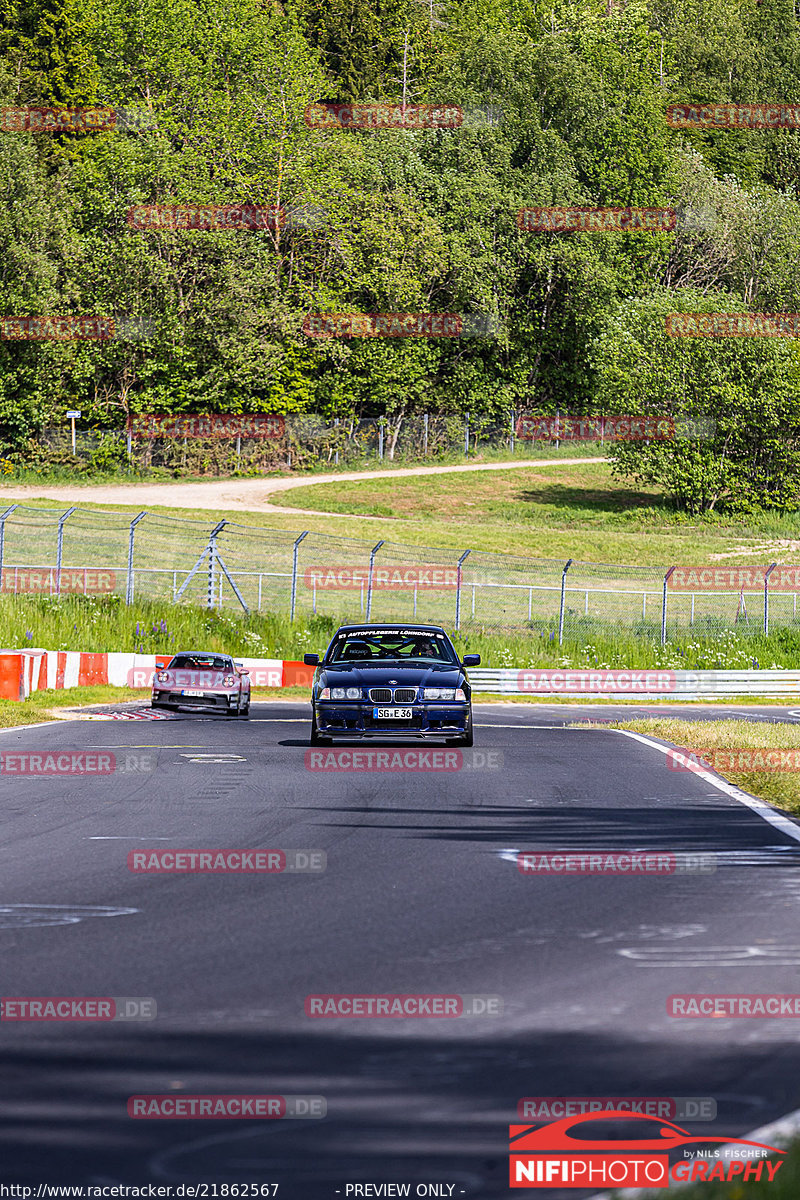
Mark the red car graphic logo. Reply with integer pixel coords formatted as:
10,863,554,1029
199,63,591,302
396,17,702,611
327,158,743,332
509,1111,785,1189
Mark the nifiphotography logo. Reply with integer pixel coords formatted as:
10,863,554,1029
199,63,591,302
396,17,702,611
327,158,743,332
508,1112,785,1188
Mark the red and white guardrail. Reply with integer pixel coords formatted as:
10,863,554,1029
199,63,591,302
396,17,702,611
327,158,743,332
0,651,316,701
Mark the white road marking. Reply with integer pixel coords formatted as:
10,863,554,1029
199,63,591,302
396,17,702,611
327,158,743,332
618,945,800,966
0,904,138,928
616,729,800,846
178,753,246,763
89,836,172,840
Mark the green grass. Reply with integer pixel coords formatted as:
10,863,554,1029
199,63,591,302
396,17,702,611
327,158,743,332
265,460,800,565
4,593,800,668
7,458,800,570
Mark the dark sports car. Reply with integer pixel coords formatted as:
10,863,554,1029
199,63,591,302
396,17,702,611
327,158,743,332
304,623,479,746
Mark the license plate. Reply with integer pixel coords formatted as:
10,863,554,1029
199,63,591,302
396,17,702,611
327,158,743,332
182,689,204,697
373,707,413,719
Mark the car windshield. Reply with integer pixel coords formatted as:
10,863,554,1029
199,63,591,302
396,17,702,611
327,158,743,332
169,655,232,672
326,631,458,665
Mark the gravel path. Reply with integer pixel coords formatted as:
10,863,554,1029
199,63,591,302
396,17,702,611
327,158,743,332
0,456,607,516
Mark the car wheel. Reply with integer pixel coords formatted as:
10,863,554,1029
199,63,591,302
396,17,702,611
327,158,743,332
240,702,250,719
310,709,331,746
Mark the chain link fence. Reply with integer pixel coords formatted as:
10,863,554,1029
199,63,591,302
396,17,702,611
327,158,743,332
29,409,682,473
0,504,795,641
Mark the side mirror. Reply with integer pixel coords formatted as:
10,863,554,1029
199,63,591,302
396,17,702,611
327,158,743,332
239,669,250,676
303,653,320,666
462,654,481,667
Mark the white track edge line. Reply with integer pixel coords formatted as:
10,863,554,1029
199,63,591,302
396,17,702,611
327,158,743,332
616,729,800,846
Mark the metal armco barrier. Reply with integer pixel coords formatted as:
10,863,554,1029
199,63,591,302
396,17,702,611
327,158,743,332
467,668,800,698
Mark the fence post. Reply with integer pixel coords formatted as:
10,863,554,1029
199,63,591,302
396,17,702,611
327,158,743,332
55,506,77,596
510,408,515,453
0,504,18,588
661,565,676,645
334,417,339,466
236,434,241,469
378,419,384,461
455,549,471,631
464,412,470,456
764,563,777,636
126,511,147,604
207,520,227,608
366,540,385,620
558,558,573,644
290,531,309,621
423,412,429,456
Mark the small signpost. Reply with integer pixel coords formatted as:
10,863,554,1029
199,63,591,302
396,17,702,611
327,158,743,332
65,410,81,455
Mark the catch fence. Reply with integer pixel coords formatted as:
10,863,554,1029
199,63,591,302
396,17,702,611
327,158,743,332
0,505,795,642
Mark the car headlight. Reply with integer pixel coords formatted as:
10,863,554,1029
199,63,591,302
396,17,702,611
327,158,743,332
156,671,170,684
318,687,331,699
330,687,362,700
424,687,455,700
223,675,235,687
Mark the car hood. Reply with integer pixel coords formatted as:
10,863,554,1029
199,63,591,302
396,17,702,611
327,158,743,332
321,663,464,687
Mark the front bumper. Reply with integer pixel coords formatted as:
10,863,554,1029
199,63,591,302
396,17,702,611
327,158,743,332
315,701,469,739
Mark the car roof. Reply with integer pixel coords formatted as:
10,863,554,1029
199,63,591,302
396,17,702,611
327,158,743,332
334,624,448,634
170,651,233,659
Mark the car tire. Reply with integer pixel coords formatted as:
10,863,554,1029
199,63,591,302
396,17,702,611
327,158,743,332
240,702,250,719
310,710,331,746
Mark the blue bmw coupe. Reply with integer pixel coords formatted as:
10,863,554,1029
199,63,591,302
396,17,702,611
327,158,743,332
304,623,480,746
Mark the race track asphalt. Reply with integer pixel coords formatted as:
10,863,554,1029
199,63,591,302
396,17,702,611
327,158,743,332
1,701,800,1197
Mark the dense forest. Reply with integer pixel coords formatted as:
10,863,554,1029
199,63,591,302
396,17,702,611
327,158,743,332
2,0,800,509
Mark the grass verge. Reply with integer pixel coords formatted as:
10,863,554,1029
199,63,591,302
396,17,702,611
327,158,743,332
5,594,800,668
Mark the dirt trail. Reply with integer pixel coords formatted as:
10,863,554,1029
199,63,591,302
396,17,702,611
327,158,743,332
0,456,607,517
